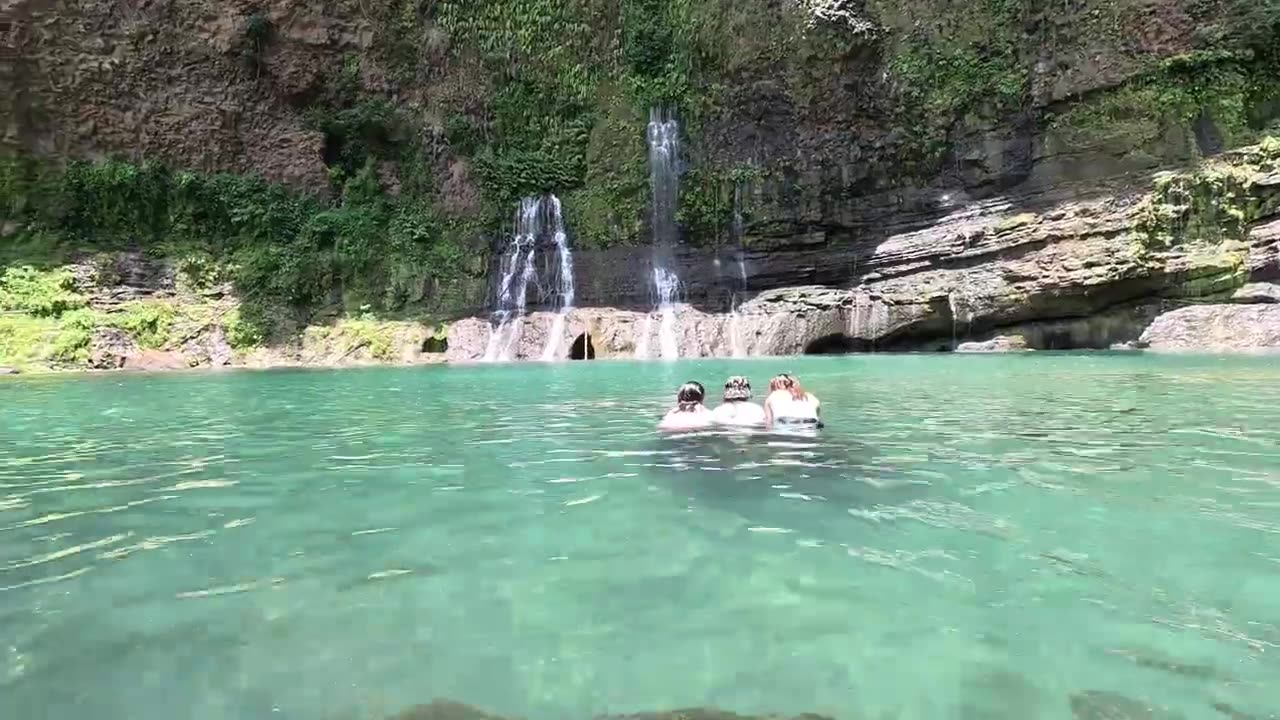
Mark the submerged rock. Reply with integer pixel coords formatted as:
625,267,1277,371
1070,691,1185,720
388,700,508,720
956,335,1030,353
1212,701,1267,720
1140,305,1280,351
607,711,835,720
386,701,834,720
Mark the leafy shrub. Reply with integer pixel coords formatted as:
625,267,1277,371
223,310,264,350
50,308,101,362
108,302,176,349
0,266,86,317
0,315,57,370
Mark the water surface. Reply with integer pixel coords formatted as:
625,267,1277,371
2,355,1279,720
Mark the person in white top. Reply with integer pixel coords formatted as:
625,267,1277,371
711,375,767,427
763,373,823,429
657,381,714,431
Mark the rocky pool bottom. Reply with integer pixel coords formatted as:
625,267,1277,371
386,693,1245,720
2,356,1278,720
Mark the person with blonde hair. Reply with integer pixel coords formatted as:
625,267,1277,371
711,376,766,427
763,373,822,429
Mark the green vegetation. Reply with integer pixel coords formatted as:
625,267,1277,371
242,12,273,75
110,302,175,349
430,0,722,244
0,266,86,316
3,0,1277,373
223,309,264,350
1,156,478,335
49,308,99,363
0,315,57,371
879,0,1028,171
302,316,418,362
677,165,762,245
1051,41,1280,155
1136,136,1280,249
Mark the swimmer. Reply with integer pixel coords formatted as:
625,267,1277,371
763,373,823,429
711,376,766,427
658,381,713,431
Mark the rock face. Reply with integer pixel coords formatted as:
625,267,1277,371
88,328,137,369
8,0,1280,362
956,335,1030,353
1140,305,1280,351
452,142,1280,358
123,350,191,372
88,328,191,371
180,326,233,367
1231,283,1280,303
0,367,19,375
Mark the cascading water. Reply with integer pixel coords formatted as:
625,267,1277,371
725,182,750,358
637,107,683,360
727,250,749,358
654,266,681,360
539,196,575,361
483,198,542,362
948,290,967,348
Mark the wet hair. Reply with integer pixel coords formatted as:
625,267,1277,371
675,381,705,411
769,373,807,401
723,376,752,402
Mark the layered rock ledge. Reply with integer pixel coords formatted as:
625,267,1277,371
451,141,1280,359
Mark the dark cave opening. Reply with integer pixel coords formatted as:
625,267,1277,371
803,333,869,355
422,335,448,354
570,332,596,360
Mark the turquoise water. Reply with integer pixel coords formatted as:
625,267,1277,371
2,356,1279,720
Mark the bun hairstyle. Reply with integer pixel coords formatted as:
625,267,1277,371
769,373,807,401
723,376,752,402
676,381,706,411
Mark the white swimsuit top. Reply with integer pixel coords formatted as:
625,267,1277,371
766,390,820,421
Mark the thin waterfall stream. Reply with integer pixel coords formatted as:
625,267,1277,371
484,198,541,362
638,107,683,360
540,196,575,361
484,195,575,362
727,183,749,358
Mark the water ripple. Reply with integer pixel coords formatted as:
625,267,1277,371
1,357,1279,720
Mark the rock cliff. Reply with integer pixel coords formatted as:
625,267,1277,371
450,140,1280,358
3,0,1280,367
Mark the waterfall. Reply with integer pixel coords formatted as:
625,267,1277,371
728,250,748,358
654,266,681,360
539,196,575,361
484,198,542,362
643,107,682,360
728,296,747,358
948,291,966,347
635,315,653,358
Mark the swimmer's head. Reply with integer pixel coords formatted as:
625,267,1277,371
723,376,752,402
769,373,806,400
676,381,705,410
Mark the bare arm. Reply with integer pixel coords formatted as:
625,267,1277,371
763,396,774,427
